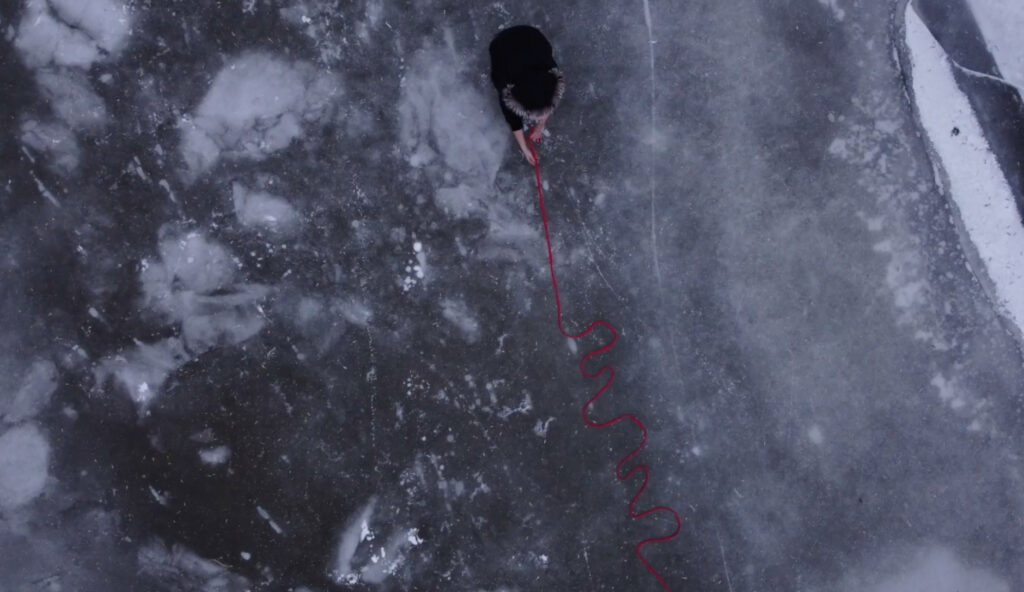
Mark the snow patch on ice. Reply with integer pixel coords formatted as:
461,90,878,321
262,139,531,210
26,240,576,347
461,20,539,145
906,5,1024,342
180,53,341,179
0,423,50,510
14,0,130,69
232,182,300,235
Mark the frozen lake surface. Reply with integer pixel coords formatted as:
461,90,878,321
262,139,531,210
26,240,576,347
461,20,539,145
1,0,1023,590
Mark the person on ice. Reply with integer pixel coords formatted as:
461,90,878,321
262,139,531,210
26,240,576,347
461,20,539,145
489,25,566,166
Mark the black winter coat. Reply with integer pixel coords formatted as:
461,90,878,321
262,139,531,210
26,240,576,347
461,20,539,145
489,25,559,131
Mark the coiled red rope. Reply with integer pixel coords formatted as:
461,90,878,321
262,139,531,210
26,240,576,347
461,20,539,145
526,135,681,590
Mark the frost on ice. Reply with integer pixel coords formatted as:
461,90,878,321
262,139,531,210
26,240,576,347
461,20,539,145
0,423,51,510
180,53,342,178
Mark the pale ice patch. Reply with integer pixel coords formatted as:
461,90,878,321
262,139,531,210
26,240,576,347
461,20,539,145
139,231,269,353
435,184,486,219
141,230,238,299
0,423,51,510
807,424,825,445
93,338,189,407
180,53,341,178
441,298,481,343
35,68,109,131
232,182,300,234
966,0,1024,91
905,5,1024,342
97,230,268,407
335,298,373,327
2,359,57,424
817,0,845,21
195,444,228,462
21,118,80,174
138,540,251,590
834,546,1008,592
14,0,130,69
398,42,507,181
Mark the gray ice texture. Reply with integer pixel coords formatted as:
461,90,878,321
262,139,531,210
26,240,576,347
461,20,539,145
0,0,1023,591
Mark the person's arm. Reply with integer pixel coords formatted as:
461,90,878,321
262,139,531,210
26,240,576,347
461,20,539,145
513,128,536,166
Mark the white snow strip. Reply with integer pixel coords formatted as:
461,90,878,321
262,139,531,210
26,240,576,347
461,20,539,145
966,0,1024,91
905,5,1024,341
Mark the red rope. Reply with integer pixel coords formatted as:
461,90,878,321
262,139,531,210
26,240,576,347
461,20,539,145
526,135,682,590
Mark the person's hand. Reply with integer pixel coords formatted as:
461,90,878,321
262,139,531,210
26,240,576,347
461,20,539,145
529,122,546,143
521,144,537,166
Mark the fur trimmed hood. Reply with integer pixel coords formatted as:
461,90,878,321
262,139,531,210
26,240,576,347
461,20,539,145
501,68,566,122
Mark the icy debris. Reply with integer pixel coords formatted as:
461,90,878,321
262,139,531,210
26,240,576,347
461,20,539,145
257,505,285,535
533,417,555,438
906,5,1024,341
0,423,51,510
20,119,80,174
807,425,825,446
441,299,481,343
35,68,109,131
180,53,342,178
2,359,58,424
138,540,251,591
231,182,300,235
331,497,377,584
14,0,130,69
360,529,417,584
198,445,231,466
